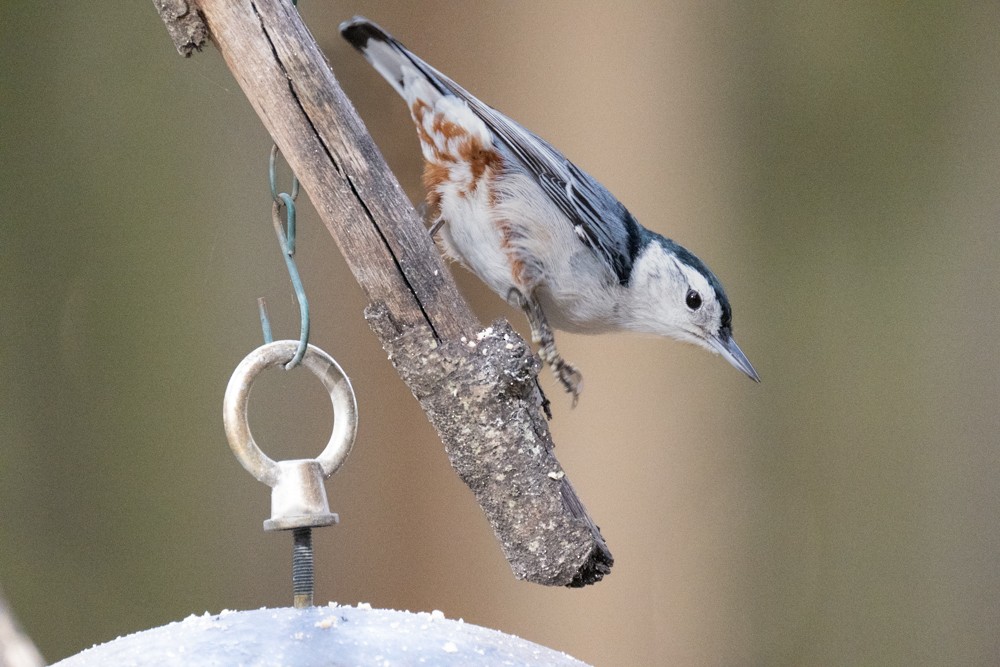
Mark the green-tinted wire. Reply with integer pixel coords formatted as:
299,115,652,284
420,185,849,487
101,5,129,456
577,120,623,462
258,298,274,344
263,145,308,368
269,145,300,203
273,193,309,369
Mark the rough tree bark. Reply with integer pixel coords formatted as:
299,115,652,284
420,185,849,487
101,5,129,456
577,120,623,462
153,0,612,586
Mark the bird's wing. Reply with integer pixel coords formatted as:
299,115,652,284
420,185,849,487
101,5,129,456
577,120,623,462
345,17,643,283
372,35,643,285
453,87,643,285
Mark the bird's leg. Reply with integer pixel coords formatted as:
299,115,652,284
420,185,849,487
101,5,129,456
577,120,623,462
416,201,446,237
427,216,445,237
509,289,583,406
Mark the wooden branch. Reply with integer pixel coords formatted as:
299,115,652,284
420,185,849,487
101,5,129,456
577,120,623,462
151,0,208,56
155,0,612,586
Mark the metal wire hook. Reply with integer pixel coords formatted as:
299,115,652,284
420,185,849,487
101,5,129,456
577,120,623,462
262,145,309,369
269,143,300,203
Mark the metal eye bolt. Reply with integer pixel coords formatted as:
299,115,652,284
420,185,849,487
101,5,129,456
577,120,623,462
222,340,357,531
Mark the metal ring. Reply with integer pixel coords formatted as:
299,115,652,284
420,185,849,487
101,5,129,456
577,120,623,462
223,341,357,487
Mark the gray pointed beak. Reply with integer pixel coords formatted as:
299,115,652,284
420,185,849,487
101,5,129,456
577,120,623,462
709,332,760,383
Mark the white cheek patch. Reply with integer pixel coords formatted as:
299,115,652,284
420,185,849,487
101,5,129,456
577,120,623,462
621,245,688,334
680,268,723,333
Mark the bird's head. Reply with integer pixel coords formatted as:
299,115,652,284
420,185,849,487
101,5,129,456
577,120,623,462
625,233,759,382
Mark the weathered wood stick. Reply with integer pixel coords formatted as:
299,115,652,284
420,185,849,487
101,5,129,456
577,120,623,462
153,0,612,586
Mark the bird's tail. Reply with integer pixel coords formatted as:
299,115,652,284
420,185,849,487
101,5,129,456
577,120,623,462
340,17,447,101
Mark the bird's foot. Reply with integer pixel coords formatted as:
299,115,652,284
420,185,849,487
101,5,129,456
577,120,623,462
534,378,553,420
427,216,445,237
417,201,445,237
539,342,583,406
511,288,584,407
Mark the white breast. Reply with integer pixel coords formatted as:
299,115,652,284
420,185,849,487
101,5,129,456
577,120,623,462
437,177,515,299
442,170,623,334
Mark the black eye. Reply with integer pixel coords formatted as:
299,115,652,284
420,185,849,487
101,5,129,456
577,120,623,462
685,289,702,310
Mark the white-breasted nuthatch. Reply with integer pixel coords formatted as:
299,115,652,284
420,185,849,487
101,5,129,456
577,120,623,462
341,17,759,402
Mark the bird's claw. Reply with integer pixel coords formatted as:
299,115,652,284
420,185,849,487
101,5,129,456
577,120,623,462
513,287,585,407
550,356,583,407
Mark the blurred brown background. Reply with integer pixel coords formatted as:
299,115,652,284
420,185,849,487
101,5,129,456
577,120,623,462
2,1,999,665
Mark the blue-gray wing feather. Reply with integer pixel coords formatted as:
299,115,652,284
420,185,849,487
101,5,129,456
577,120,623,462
461,98,644,285
378,37,643,284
